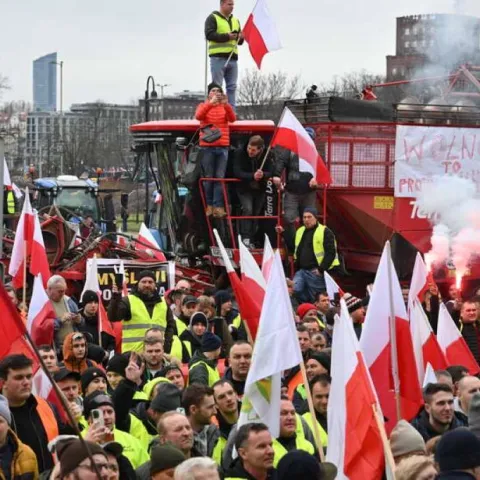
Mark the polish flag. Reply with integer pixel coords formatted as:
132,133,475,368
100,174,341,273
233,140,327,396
423,363,437,387
214,230,260,339
271,107,332,184
408,253,430,311
437,303,480,375
324,271,344,301
30,211,51,288
359,242,423,430
327,300,385,479
136,223,167,262
27,275,56,346
261,235,275,281
410,299,448,384
32,368,68,423
3,158,23,199
82,256,116,343
117,227,128,248
243,0,282,69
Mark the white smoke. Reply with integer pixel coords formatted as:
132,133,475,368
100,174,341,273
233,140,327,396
417,176,480,274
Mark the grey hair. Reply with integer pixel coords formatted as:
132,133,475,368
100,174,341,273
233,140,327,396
174,457,218,479
47,275,67,289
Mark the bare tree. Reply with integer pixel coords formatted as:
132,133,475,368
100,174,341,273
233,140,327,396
0,74,9,100
237,70,304,120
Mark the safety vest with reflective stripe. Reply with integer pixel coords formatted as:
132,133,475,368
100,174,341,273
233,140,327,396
294,225,340,270
169,319,191,361
188,361,220,387
6,191,14,214
302,412,328,447
272,436,315,467
129,412,154,451
296,383,307,400
122,295,168,353
232,314,242,330
212,436,227,465
208,13,241,57
35,396,59,442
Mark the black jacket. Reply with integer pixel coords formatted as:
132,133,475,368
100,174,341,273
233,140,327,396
233,146,273,190
410,408,468,442
204,11,244,60
223,367,246,398
180,329,203,360
272,146,313,194
295,223,336,273
108,291,175,353
131,401,158,436
189,350,218,386
437,473,476,479
79,311,116,352
224,458,277,479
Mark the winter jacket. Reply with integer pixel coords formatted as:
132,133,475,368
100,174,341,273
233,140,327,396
180,328,203,359
0,429,39,480
192,423,221,458
53,296,82,351
272,146,313,194
223,367,246,398
79,311,116,351
410,408,468,442
461,322,480,364
224,458,277,480
188,350,220,387
195,101,236,147
108,291,175,354
62,332,100,374
233,145,273,190
437,473,476,479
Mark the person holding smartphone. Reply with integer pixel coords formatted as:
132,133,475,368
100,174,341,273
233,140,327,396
195,83,236,219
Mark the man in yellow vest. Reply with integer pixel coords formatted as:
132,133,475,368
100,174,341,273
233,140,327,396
291,207,339,304
205,0,244,109
188,332,222,387
109,270,175,354
302,374,330,450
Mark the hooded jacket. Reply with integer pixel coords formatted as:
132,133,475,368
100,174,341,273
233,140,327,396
79,311,116,352
62,332,99,374
0,429,39,480
188,350,219,386
224,458,277,480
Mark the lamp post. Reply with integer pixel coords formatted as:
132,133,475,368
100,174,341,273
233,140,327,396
51,60,64,174
143,76,160,224
156,83,171,120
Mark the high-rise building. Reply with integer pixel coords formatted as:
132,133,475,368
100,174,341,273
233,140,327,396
33,53,58,112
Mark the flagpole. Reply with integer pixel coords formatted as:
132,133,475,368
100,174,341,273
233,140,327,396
299,360,325,462
22,239,27,320
372,404,396,477
386,241,402,421
204,40,209,99
222,37,241,72
22,328,104,480
259,107,286,171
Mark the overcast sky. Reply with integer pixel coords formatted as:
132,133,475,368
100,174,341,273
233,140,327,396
1,0,480,108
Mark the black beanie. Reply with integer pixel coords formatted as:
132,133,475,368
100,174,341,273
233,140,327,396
309,352,331,375
107,354,129,377
208,82,223,94
81,290,99,306
137,270,156,282
201,331,222,352
81,367,108,394
190,312,208,327
214,290,232,308
83,391,114,419
150,383,182,413
436,428,480,472
303,207,318,216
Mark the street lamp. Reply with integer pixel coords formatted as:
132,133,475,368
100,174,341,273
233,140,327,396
156,83,171,120
144,76,160,122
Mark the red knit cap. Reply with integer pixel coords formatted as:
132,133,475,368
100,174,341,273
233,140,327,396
297,303,317,320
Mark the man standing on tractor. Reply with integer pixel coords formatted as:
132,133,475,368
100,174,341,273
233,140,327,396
205,0,244,109
272,127,321,251
233,135,273,248
109,270,175,354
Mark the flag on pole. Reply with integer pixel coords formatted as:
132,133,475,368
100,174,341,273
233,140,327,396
27,275,56,346
243,0,282,69
239,238,266,301
3,158,22,198
409,299,448,383
437,303,480,375
324,271,344,301
423,363,437,388
136,223,167,261
359,243,423,429
327,299,385,479
408,253,430,311
238,251,302,437
214,230,260,339
261,235,275,281
82,257,116,341
270,107,331,184
30,211,51,287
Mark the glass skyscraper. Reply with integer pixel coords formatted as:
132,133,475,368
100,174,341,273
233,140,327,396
33,52,57,112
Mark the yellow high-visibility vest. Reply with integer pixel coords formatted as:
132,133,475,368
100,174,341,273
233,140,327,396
208,13,241,57
294,224,340,270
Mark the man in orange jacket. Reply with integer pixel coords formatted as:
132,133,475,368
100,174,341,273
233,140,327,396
0,354,63,473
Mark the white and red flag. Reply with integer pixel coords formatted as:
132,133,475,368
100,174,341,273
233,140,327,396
408,253,431,311
410,299,448,383
27,274,56,347
3,158,22,198
437,303,480,375
359,242,423,430
261,235,275,281
243,0,282,69
324,271,344,301
8,188,50,289
239,237,266,304
271,107,332,184
214,230,261,339
82,256,116,344
136,223,167,262
327,299,385,479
